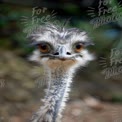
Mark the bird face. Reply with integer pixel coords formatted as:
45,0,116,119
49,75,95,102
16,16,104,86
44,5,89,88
28,25,94,70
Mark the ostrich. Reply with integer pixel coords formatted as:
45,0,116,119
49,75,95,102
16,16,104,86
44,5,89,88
28,24,94,122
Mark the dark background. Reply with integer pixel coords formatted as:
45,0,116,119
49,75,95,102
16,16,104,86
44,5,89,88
0,0,122,122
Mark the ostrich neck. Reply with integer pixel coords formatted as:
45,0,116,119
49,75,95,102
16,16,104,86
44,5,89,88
44,68,73,122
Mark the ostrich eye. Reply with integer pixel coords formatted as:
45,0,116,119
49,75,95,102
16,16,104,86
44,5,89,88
74,42,84,53
38,42,51,53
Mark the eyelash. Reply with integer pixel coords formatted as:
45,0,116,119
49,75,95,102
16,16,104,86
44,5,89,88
30,41,91,54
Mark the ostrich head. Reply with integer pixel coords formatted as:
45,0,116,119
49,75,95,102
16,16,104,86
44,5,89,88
28,24,94,122
29,24,93,71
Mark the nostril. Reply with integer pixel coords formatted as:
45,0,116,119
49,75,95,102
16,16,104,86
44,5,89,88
67,52,71,55
54,52,59,55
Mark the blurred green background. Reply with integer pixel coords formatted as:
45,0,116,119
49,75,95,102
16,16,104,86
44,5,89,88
0,0,122,122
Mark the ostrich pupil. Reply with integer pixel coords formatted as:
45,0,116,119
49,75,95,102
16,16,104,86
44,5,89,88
39,44,48,50
76,44,82,49
41,45,47,50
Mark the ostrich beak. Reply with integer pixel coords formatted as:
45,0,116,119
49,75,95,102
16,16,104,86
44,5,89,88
55,45,71,60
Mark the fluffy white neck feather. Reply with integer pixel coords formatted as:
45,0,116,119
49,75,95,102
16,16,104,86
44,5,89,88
30,66,75,122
